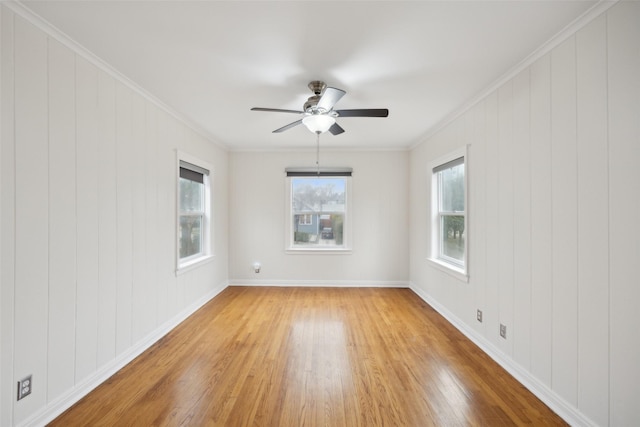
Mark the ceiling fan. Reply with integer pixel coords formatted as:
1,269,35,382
251,81,389,135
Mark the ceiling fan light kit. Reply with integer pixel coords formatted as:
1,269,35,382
302,114,336,134
251,80,389,136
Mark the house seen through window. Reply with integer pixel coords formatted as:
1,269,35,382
287,169,351,251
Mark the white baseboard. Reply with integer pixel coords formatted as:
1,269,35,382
23,281,591,426
228,279,410,288
20,281,228,427
408,282,597,427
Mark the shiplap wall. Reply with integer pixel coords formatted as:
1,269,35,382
0,7,229,426
409,3,639,426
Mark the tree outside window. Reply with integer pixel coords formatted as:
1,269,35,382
177,157,211,271
431,152,467,275
438,161,465,264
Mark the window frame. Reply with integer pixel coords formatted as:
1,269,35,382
285,169,352,254
176,151,213,274
428,146,468,282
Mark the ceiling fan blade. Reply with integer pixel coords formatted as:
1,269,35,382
273,119,303,133
329,123,345,135
317,87,346,111
335,108,389,118
251,107,304,114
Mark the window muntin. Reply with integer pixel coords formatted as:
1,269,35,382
290,177,347,249
177,157,211,270
430,150,467,278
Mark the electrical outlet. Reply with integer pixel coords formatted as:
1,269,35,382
17,375,32,401
476,309,483,323
500,324,507,339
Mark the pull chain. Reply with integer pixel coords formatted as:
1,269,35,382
316,132,320,175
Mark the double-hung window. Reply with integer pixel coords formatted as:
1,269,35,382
177,154,212,272
285,167,352,252
430,148,467,280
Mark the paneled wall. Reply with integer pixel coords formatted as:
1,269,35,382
409,3,639,426
0,7,229,426
2,1,638,426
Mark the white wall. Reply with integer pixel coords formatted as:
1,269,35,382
0,6,229,426
2,1,637,426
409,3,639,426
229,150,409,285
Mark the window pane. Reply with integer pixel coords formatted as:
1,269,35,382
180,177,203,212
180,215,202,258
292,177,345,213
440,163,464,212
292,177,346,247
441,215,465,262
293,213,344,246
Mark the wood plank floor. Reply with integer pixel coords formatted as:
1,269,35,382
49,287,566,426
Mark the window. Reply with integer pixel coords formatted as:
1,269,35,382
177,153,212,272
286,168,352,252
430,148,467,279
299,214,313,225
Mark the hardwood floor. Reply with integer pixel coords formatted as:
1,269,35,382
49,287,566,426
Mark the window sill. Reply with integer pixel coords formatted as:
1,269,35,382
286,247,352,255
176,254,214,276
427,258,469,283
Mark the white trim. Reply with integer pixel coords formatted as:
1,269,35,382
175,254,214,276
410,0,618,150
4,0,227,152
0,2,4,423
229,280,409,288
409,282,600,427
176,151,213,275
427,258,469,283
4,0,615,154
429,146,468,278
231,146,411,154
18,281,228,427
284,249,353,255
285,175,353,253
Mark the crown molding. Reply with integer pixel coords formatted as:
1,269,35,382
230,145,411,153
3,0,229,152
410,0,618,150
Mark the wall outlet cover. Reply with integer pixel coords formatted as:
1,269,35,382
500,324,507,339
17,375,32,401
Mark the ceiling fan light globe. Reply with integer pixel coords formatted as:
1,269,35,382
302,114,335,134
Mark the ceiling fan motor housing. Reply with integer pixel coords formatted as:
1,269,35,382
304,81,328,113
304,95,321,113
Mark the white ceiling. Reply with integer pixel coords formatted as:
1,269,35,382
22,0,598,151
